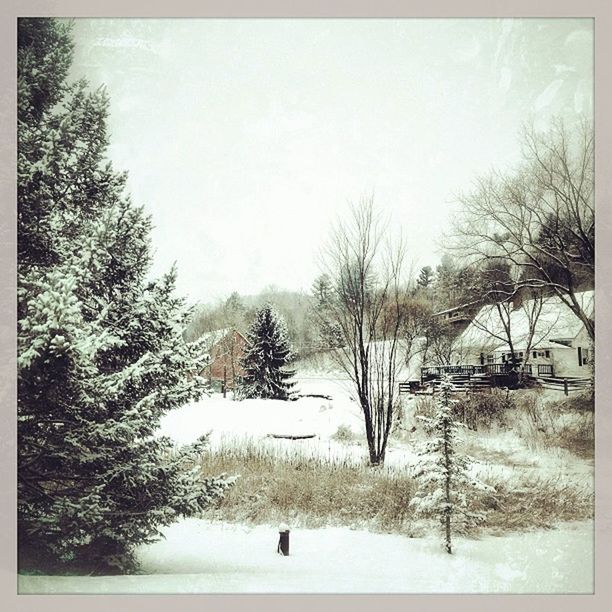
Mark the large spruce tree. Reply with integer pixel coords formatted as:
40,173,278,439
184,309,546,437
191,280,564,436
239,304,295,400
17,18,231,574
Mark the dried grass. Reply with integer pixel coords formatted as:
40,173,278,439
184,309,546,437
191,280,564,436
511,391,594,459
199,439,416,533
198,436,592,536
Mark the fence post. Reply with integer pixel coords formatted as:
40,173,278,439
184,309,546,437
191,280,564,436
278,524,290,556
564,378,568,396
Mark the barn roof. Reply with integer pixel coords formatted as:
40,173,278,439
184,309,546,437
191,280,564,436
199,328,246,351
199,328,232,348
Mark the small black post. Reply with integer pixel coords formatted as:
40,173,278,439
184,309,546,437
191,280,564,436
278,526,290,556
564,378,569,396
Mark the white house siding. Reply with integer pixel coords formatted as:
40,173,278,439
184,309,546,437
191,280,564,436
548,346,587,378
453,291,594,377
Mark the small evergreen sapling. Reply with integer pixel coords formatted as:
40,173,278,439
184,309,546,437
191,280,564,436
238,304,296,400
409,377,491,554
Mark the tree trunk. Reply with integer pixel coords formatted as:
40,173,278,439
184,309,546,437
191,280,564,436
443,431,452,554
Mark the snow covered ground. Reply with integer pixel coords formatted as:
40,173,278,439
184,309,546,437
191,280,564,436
157,373,592,484
157,374,374,465
19,517,593,594
20,370,592,595
159,375,363,446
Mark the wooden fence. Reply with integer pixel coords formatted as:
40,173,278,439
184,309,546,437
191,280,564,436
399,381,420,394
533,376,592,395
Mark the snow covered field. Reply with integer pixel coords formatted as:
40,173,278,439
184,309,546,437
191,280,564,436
158,375,362,446
19,518,593,594
156,374,377,466
157,373,592,484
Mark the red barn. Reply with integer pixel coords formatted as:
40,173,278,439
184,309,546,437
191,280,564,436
200,328,247,394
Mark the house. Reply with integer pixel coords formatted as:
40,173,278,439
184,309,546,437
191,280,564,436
432,301,481,336
455,290,593,378
199,328,247,392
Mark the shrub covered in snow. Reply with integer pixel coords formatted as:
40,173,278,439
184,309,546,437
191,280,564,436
410,377,492,553
331,424,356,443
17,18,233,575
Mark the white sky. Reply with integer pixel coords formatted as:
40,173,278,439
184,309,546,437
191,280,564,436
70,18,592,305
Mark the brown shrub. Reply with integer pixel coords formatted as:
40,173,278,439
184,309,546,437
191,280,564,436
512,391,594,459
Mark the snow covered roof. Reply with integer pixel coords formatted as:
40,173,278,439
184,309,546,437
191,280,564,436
458,290,593,354
199,328,241,350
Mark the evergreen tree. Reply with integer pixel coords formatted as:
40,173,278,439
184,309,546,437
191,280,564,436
18,18,232,574
416,266,434,289
409,377,491,553
433,256,480,310
224,291,246,325
310,274,344,350
238,304,296,400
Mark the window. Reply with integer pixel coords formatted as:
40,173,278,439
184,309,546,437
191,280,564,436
533,351,537,359
582,349,590,366
486,354,495,364
545,350,550,358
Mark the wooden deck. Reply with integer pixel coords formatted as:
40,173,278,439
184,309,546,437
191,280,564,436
405,363,591,395
420,363,532,388
420,363,539,380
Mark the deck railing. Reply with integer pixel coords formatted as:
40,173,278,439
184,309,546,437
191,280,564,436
537,364,554,377
410,362,584,395
421,365,476,378
421,363,532,380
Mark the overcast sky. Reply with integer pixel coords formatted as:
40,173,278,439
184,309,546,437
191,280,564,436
69,18,592,305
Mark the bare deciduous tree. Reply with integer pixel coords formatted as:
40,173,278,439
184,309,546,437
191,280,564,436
398,296,432,369
421,317,458,366
467,292,557,379
452,120,594,341
321,198,408,466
